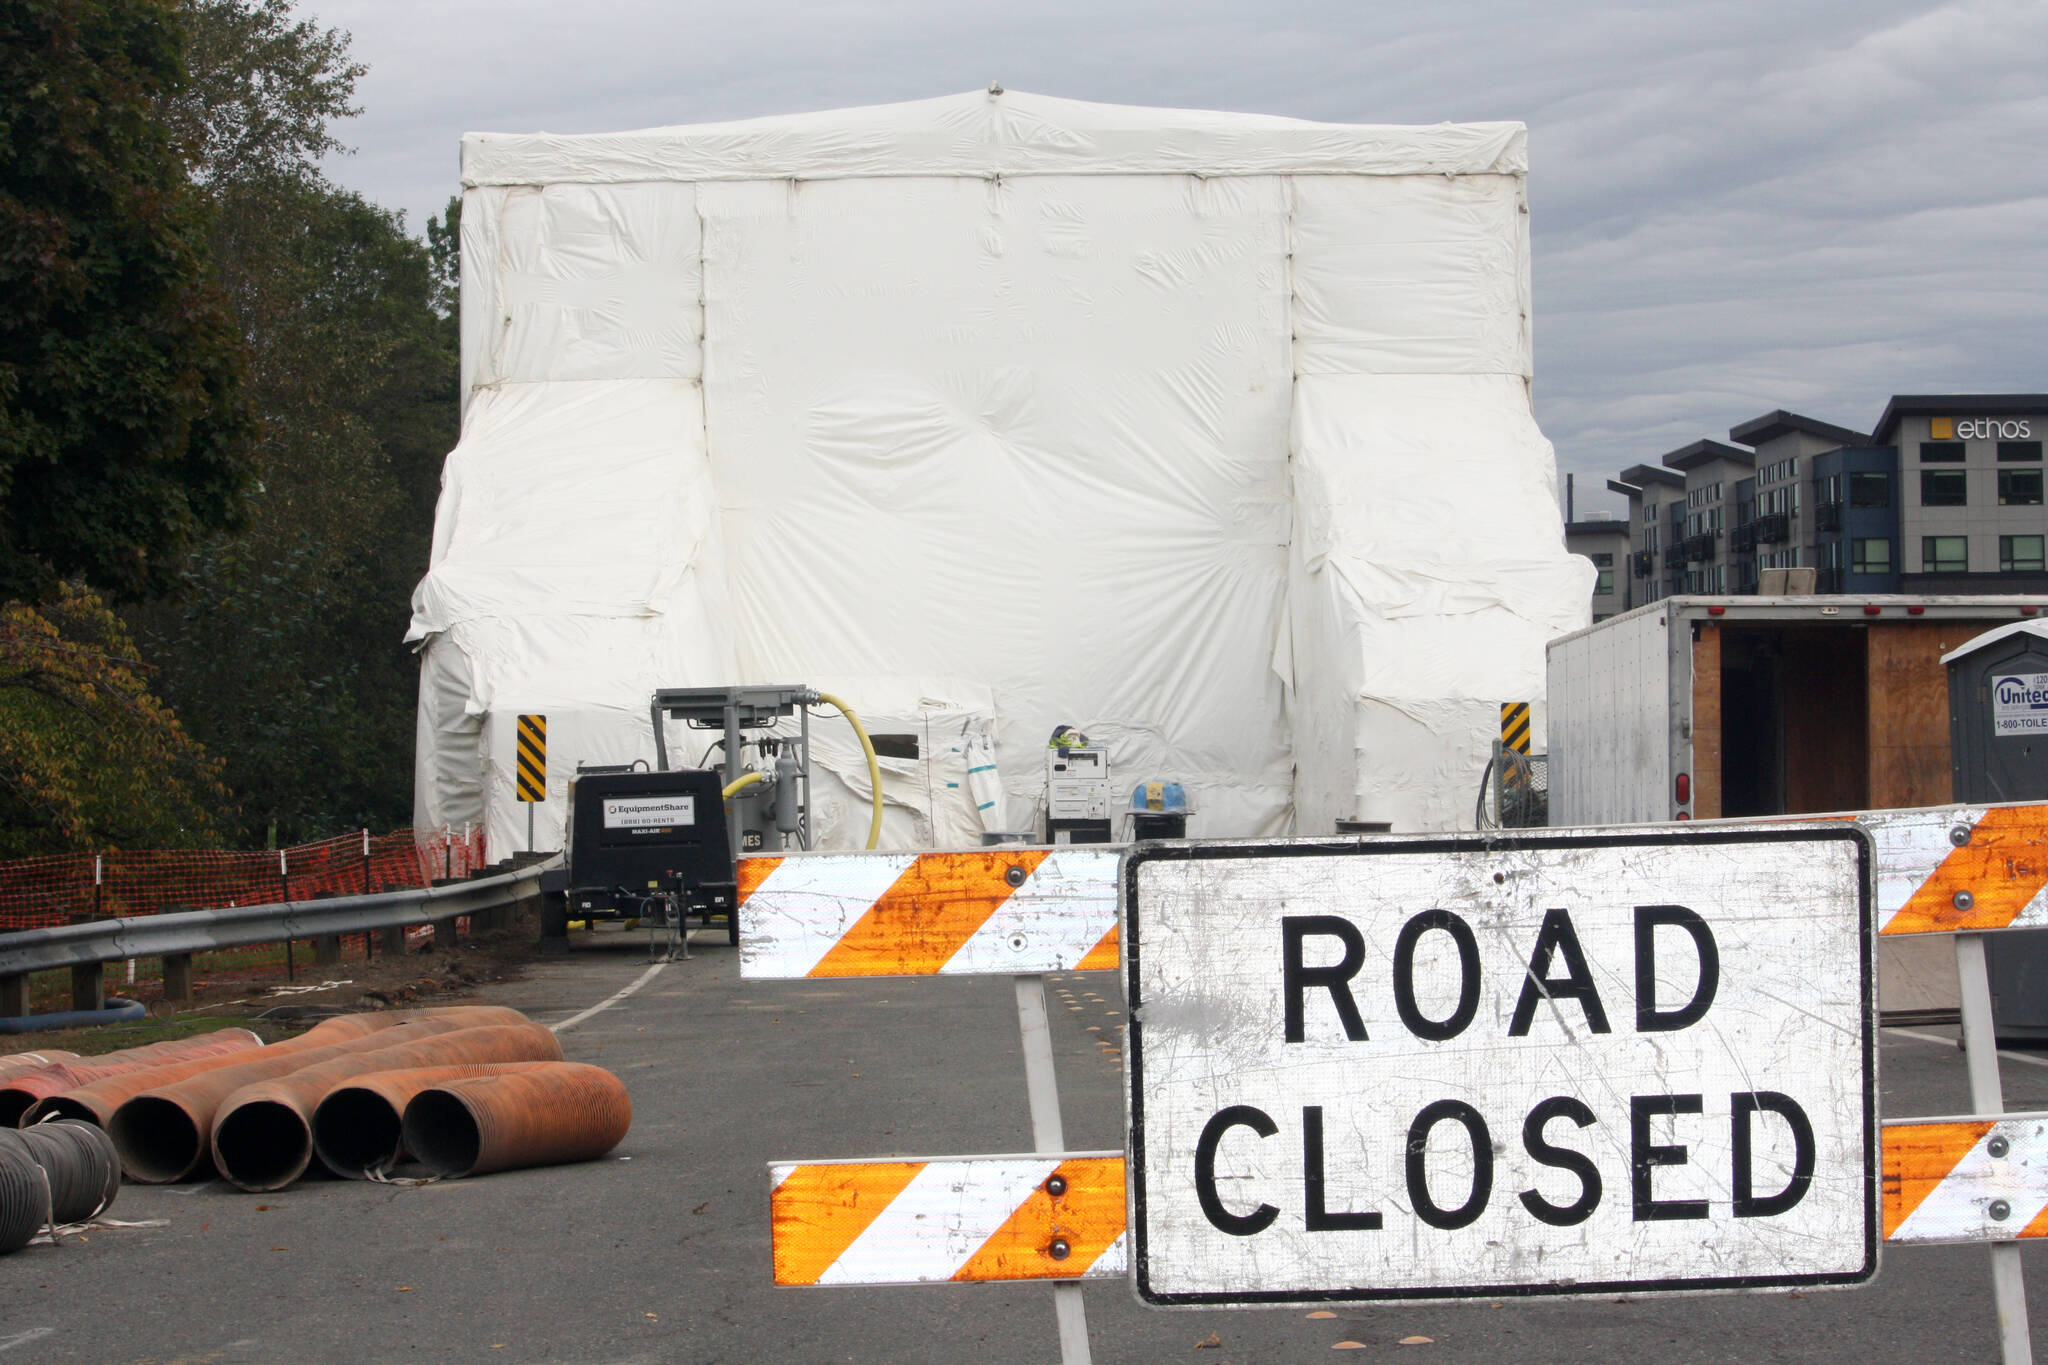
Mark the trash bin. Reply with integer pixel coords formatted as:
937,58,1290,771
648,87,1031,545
1945,620,2048,1041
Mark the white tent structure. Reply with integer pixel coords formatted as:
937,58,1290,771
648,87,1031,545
409,90,1592,856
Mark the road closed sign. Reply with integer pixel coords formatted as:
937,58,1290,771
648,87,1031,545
1123,826,1875,1306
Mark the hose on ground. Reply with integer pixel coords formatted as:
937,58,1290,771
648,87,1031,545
0,1138,45,1254
10,1121,118,1223
0,998,145,1035
813,691,883,850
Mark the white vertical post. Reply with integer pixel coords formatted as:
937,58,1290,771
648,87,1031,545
1957,931,2032,1365
1014,974,1092,1365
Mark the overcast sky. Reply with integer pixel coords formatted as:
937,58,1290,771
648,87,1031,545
312,0,2048,516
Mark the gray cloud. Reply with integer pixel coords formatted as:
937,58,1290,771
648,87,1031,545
311,0,2048,513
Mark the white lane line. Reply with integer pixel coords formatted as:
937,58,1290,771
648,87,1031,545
0,1329,54,1353
1885,1026,2048,1070
550,962,667,1035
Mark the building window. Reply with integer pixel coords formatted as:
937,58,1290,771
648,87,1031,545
1920,441,1966,463
1998,469,2044,505
1923,536,1969,573
1998,441,2043,462
1921,469,1968,506
1590,552,1614,597
1849,472,1890,508
2001,536,2045,572
1850,539,1891,574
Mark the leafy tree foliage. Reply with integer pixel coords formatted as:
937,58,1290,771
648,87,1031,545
128,177,454,842
122,0,457,843
158,0,360,188
0,582,226,855
0,0,256,603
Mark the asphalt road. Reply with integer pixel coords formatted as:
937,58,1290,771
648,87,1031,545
4,928,2046,1364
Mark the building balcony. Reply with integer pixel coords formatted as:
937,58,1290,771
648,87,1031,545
1815,502,1843,532
1752,513,1790,546
1680,532,1719,563
1729,523,1757,554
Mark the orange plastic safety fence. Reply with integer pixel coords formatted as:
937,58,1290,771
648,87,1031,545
0,825,490,1015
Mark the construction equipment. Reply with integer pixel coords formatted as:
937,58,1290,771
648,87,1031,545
544,685,882,956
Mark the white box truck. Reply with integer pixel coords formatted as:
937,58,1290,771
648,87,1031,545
1547,595,2047,826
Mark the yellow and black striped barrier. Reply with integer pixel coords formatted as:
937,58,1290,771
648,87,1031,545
516,713,547,802
1499,702,1531,790
1499,701,1531,755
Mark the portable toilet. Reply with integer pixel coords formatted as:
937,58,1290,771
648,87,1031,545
1945,619,2048,1040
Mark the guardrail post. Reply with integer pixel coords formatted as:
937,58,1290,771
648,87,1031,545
67,912,104,1012
0,974,23,1018
314,934,342,966
70,958,104,1012
380,924,407,956
162,953,192,1003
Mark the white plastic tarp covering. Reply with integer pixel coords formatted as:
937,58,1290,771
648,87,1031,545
411,91,1591,856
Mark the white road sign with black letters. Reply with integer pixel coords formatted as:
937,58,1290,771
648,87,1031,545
1123,826,1875,1305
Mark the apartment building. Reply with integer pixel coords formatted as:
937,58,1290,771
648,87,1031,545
1563,516,1631,620
1595,393,2048,605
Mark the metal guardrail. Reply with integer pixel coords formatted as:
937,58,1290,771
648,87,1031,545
0,855,559,1007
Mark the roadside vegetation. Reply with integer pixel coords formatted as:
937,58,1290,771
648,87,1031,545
0,0,453,854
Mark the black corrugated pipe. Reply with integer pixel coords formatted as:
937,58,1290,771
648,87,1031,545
0,1137,44,1254
11,1121,118,1223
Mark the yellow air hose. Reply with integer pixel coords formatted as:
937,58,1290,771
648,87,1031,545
721,771,765,800
814,691,884,850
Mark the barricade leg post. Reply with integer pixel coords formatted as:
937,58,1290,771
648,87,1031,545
1956,931,2032,1365
1014,974,1092,1365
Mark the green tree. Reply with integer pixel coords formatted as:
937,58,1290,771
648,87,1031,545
0,582,227,855
130,177,454,841
157,0,360,188
0,0,257,603
123,0,456,842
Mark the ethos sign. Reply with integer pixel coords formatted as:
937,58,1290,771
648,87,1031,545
1932,416,2032,441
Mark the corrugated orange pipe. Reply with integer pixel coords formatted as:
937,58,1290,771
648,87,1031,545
27,1006,524,1130
0,1050,78,1082
104,1008,537,1183
211,1024,563,1192
0,1030,262,1126
312,1063,564,1179
403,1063,632,1179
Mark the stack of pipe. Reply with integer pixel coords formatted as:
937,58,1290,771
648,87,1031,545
0,1031,263,1125
0,1008,632,1207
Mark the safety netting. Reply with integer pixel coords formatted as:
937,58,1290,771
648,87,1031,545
0,826,491,1014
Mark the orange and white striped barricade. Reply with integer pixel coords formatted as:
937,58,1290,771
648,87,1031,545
769,1153,1128,1288
1851,800,2048,1364
740,845,1121,1364
736,802,2048,1364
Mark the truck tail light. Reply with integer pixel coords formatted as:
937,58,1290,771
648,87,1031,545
1675,772,1690,805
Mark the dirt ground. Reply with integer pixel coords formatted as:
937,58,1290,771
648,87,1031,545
8,909,547,1056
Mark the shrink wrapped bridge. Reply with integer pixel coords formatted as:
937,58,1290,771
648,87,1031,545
410,89,1592,857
